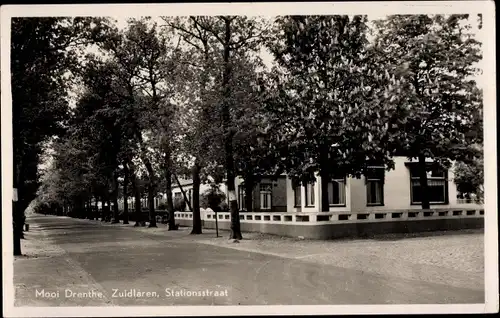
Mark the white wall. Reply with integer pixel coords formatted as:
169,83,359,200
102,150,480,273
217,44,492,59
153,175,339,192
287,157,482,213
350,157,481,212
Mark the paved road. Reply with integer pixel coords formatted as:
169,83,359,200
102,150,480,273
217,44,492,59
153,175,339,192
14,215,484,306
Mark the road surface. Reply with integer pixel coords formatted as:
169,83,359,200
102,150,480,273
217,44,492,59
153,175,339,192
14,215,484,306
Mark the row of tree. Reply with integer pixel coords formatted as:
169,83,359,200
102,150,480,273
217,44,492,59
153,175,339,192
13,14,483,255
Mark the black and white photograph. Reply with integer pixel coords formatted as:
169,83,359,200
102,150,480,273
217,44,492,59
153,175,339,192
1,2,498,316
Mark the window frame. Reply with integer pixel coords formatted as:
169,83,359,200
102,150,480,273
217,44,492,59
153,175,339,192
259,183,272,210
304,182,315,207
328,177,347,207
293,184,302,207
238,185,247,211
365,166,385,207
409,165,449,205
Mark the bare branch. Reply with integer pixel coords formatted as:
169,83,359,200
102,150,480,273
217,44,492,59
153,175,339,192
191,17,225,45
181,35,203,52
231,30,265,51
168,20,203,41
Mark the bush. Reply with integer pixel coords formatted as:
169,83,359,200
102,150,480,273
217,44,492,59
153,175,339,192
201,185,226,211
219,201,229,212
173,197,186,212
454,159,484,202
158,202,167,210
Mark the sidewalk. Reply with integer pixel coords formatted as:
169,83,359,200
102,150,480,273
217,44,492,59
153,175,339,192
99,218,484,291
14,220,114,306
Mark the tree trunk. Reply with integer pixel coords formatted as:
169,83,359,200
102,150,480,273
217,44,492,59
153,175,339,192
165,169,176,230
86,198,92,219
244,175,254,212
174,174,192,211
77,198,83,218
191,163,202,234
136,136,156,227
111,172,120,223
319,145,330,212
106,199,112,222
122,163,129,224
320,170,330,212
133,188,142,226
13,162,25,254
221,18,242,240
13,200,22,255
418,154,431,209
147,181,157,227
129,163,143,226
94,195,99,220
100,198,106,222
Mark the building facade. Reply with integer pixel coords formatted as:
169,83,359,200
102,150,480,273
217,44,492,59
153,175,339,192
285,156,481,214
119,156,481,214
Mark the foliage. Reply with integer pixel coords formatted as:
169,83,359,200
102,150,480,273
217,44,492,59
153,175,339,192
266,15,406,199
173,198,187,212
372,14,483,166
30,14,484,234
371,14,483,208
200,185,227,211
11,17,114,253
454,156,484,201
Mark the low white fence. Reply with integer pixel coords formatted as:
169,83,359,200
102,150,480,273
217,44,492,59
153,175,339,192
174,207,484,226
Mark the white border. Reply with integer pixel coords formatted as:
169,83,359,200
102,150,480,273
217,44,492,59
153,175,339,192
1,1,498,317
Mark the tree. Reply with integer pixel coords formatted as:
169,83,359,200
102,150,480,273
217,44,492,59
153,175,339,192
165,16,226,234
171,16,266,239
11,17,112,254
100,20,163,227
372,14,483,209
99,24,146,226
77,58,126,223
37,56,127,223
231,59,278,211
267,15,404,211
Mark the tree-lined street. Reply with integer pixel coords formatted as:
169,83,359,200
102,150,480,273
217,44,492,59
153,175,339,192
7,11,489,311
15,214,484,306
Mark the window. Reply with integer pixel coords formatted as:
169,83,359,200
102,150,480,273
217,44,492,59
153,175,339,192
174,192,182,200
410,165,448,204
259,184,272,210
294,185,301,207
328,177,346,206
305,182,315,207
238,185,247,211
365,167,384,206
